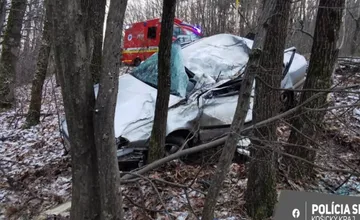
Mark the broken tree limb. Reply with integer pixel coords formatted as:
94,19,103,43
120,137,227,181
255,75,360,93
253,143,360,176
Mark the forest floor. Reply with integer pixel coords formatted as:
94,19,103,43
0,63,359,220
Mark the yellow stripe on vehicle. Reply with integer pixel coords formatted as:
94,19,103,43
122,48,159,54
122,60,133,63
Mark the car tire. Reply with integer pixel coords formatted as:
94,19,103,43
165,135,189,156
280,90,295,111
134,58,141,67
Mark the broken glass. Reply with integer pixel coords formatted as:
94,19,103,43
131,43,189,98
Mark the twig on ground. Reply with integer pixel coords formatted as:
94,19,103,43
334,174,353,191
123,194,163,214
184,189,199,220
0,164,16,189
121,172,172,219
136,181,153,220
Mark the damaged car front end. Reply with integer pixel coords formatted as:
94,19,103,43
60,33,308,168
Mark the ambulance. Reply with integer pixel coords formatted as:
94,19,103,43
121,18,202,66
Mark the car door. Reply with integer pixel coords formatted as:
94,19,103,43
198,78,254,142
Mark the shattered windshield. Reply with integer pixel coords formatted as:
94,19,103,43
131,43,189,98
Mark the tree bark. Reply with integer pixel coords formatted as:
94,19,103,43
201,49,262,220
351,20,359,55
349,0,360,56
0,0,27,109
22,1,32,56
147,0,177,163
25,0,52,128
284,0,345,179
201,0,274,218
90,0,106,84
0,0,7,36
245,0,291,219
51,0,101,219
93,0,128,219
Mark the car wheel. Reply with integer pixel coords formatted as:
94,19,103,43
280,90,295,111
134,58,141,67
164,135,189,156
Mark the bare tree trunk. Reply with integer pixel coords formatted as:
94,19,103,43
31,0,43,52
147,0,177,163
0,0,27,109
51,0,101,219
350,20,359,55
347,0,360,55
53,0,128,218
284,0,345,179
22,1,32,55
201,1,277,219
245,0,291,219
93,0,128,219
50,46,60,86
25,0,52,128
0,0,7,35
90,0,106,84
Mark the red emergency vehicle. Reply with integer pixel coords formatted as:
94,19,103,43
121,18,202,66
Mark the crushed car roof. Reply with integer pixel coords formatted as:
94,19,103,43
181,33,308,88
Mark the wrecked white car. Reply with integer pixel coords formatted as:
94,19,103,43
60,34,307,167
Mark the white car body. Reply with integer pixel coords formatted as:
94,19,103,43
60,34,308,164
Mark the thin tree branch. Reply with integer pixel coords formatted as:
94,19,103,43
252,143,360,176
120,172,171,218
123,194,163,213
255,75,360,93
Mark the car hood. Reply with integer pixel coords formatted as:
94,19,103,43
110,74,183,141
60,74,184,142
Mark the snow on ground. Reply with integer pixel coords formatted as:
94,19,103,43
315,62,360,197
0,75,71,219
0,67,134,219
0,64,359,219
121,161,248,220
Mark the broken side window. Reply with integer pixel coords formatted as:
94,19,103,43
205,78,242,99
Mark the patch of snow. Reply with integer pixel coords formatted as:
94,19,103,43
0,75,70,219
354,108,360,121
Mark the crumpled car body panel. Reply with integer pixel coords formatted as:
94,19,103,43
60,33,308,156
182,34,307,88
181,33,253,80
112,74,183,142
200,92,253,127
281,48,308,89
